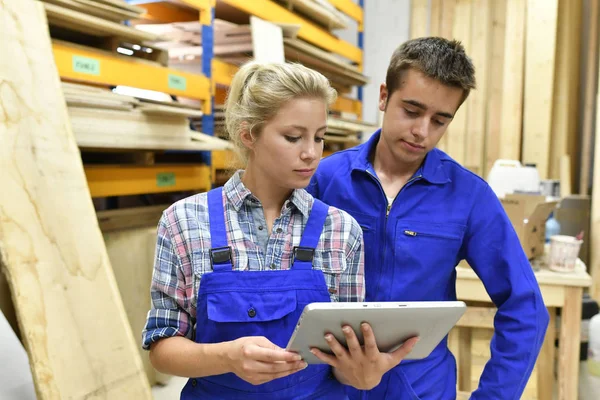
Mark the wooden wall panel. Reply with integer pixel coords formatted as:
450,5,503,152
522,0,559,179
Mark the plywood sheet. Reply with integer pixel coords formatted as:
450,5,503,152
103,227,161,386
0,1,152,398
42,0,139,22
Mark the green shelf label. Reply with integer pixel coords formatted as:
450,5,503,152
168,74,187,91
156,172,176,187
72,56,100,76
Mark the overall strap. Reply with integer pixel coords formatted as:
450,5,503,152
207,187,233,272
292,199,329,270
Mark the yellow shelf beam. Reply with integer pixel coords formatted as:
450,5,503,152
85,164,211,197
137,2,199,23
331,96,362,117
328,0,363,24
53,41,211,106
212,150,233,169
213,59,239,87
220,0,362,64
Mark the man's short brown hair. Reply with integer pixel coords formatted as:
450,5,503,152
386,37,476,105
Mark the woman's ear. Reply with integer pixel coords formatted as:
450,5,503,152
239,125,255,151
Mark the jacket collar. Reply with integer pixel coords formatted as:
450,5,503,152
351,129,451,185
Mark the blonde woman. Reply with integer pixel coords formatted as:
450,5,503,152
142,61,418,399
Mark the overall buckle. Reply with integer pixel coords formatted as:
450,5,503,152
210,246,233,266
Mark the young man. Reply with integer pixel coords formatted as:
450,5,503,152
308,37,549,399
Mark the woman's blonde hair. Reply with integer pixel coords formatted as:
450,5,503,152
225,61,337,165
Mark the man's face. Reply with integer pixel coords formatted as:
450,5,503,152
378,68,464,166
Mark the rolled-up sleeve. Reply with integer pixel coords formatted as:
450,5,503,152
142,213,192,350
340,218,365,303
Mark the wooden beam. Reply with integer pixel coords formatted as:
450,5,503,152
464,0,491,176
579,0,599,194
499,0,526,162
484,0,507,177
434,0,457,154
549,0,583,180
446,0,472,165
409,0,429,39
522,0,559,179
0,1,152,398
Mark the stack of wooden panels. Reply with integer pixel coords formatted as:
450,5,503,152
63,82,232,151
191,105,226,139
275,0,349,31
41,0,169,65
136,18,367,92
326,117,376,145
42,0,145,22
410,0,585,186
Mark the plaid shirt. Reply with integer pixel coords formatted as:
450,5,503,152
142,171,364,350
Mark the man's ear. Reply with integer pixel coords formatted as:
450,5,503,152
379,83,388,112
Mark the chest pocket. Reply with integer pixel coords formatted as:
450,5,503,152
395,220,465,273
207,290,297,323
311,249,346,302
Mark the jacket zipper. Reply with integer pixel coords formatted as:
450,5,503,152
365,169,423,298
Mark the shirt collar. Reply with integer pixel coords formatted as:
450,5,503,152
351,129,451,185
223,170,313,217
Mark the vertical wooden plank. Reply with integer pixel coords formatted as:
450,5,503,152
522,0,559,179
484,0,507,177
446,0,472,165
436,0,457,153
104,227,160,387
430,0,443,37
499,0,527,162
579,0,599,194
464,0,491,176
549,0,583,180
410,0,429,39
537,307,557,400
0,1,152,398
557,287,584,400
457,327,473,392
591,70,600,301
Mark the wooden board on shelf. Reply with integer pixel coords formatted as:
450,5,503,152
43,2,161,42
96,0,146,14
97,206,167,232
68,107,232,151
41,0,141,22
0,1,152,398
276,0,348,30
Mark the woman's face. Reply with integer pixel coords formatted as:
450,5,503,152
246,97,327,190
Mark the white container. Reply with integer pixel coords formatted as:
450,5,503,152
520,163,541,193
588,313,600,377
487,159,523,198
548,235,583,273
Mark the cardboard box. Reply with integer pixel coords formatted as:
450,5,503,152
554,195,591,267
500,194,558,259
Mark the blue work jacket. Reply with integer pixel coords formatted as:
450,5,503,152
308,130,549,399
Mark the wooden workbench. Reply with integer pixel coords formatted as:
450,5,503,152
455,260,592,400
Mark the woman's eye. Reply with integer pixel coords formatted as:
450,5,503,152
284,135,301,143
315,136,324,143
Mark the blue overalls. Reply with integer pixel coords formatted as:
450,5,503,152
180,187,348,400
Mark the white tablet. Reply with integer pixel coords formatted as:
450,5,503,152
286,301,466,364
